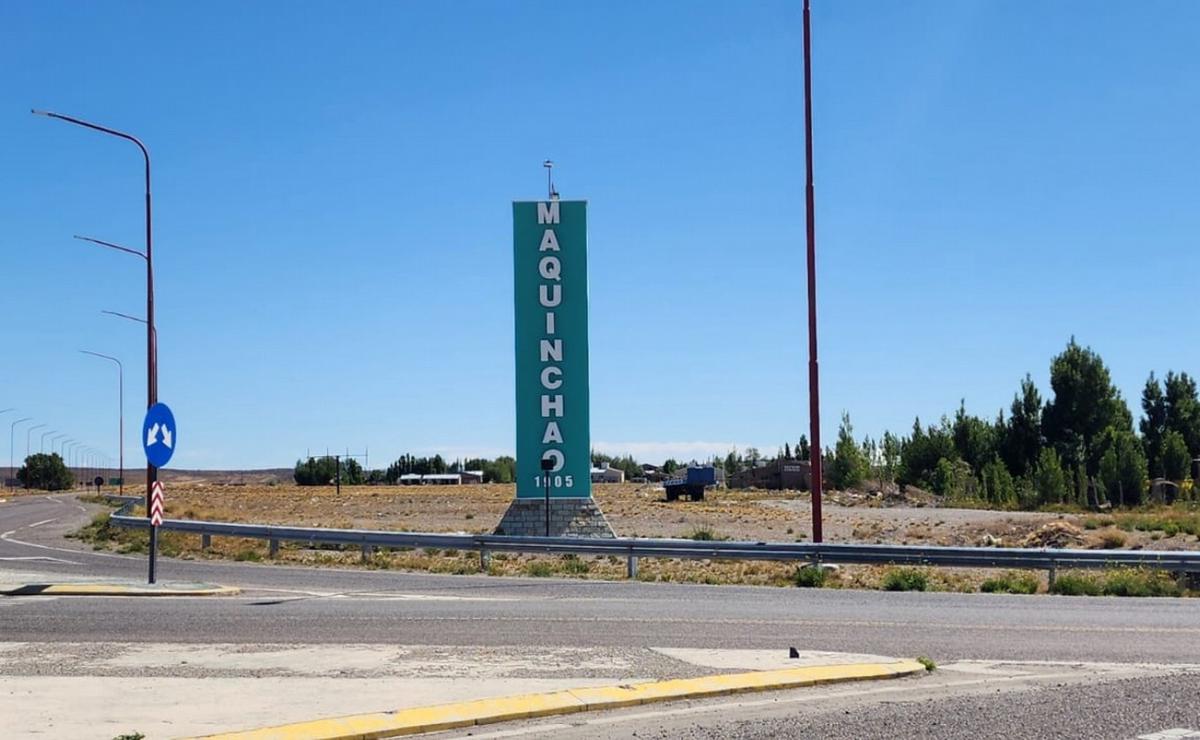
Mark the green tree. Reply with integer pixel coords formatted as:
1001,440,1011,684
931,457,974,500
17,453,74,491
899,418,956,489
612,454,642,481
590,451,614,467
724,448,742,474
797,435,811,461
340,457,364,485
488,456,516,483
953,401,997,475
1032,447,1070,506
1001,375,1043,477
294,456,338,486
662,458,679,474
1097,428,1147,507
1042,338,1133,474
1140,373,1168,478
1161,430,1190,482
1164,371,1200,458
828,413,870,490
980,458,1017,508
881,431,902,486
1075,463,1092,507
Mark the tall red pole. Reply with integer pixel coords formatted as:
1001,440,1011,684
803,0,823,543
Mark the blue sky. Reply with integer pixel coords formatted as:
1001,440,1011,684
3,1,1199,470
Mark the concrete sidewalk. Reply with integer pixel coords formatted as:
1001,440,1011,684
0,642,903,739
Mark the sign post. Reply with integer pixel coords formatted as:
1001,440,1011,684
141,402,176,584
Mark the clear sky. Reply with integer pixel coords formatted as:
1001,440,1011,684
3,1,1199,470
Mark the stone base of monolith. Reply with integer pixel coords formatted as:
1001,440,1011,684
494,498,615,538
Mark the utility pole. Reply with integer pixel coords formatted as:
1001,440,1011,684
803,0,824,543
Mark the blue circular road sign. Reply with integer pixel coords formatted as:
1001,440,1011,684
142,402,177,469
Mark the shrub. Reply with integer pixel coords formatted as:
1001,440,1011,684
234,549,262,563
980,571,1039,594
686,526,721,541
882,567,928,592
1097,530,1127,549
793,565,828,588
916,656,936,672
117,540,147,555
561,554,589,575
1101,569,1181,597
1050,573,1102,596
525,561,554,577
69,513,115,544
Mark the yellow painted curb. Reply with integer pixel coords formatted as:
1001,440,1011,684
0,583,240,597
193,659,926,740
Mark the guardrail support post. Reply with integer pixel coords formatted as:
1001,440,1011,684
480,548,491,572
1047,564,1057,591
361,544,373,563
201,533,211,551
269,538,279,559
627,554,638,580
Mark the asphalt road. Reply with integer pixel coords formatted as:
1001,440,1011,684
4,493,1200,662
5,493,1200,739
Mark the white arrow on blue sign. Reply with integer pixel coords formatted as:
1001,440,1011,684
142,402,177,469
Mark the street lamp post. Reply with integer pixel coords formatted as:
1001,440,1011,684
62,440,73,481
50,433,67,457
27,424,46,459
0,409,13,481
66,441,80,484
81,350,124,494
40,429,57,454
9,417,31,487
34,110,157,536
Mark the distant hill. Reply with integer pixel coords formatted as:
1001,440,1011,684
156,468,295,485
3,467,294,487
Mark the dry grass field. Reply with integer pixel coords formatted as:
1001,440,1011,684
152,481,1199,547
68,481,1200,593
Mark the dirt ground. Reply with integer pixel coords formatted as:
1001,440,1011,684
78,482,1197,593
155,482,1198,551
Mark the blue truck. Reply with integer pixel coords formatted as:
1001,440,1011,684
664,465,718,501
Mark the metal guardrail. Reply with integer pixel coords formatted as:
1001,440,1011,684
105,494,1200,581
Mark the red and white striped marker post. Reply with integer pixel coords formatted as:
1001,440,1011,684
149,480,164,527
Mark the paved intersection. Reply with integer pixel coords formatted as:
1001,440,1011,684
3,494,1200,738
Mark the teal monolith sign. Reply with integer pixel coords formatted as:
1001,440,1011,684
513,200,591,499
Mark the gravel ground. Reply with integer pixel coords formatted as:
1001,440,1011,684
622,674,1200,740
